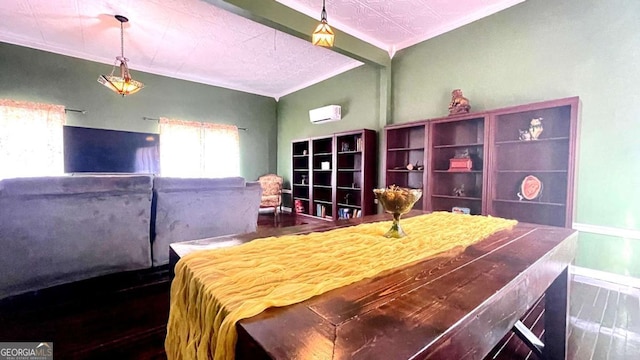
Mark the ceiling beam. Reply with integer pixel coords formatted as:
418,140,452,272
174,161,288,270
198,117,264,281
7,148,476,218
203,0,391,67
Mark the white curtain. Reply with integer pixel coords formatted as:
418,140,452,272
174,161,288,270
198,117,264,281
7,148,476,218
0,99,65,180
159,117,240,178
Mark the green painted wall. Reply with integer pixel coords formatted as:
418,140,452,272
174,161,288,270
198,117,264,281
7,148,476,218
392,0,640,276
276,64,381,188
278,0,640,277
0,42,277,180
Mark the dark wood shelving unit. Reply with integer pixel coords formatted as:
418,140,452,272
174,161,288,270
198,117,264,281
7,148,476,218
291,139,311,217
383,122,428,210
292,129,376,221
383,96,579,227
488,97,579,227
428,114,488,215
335,129,376,219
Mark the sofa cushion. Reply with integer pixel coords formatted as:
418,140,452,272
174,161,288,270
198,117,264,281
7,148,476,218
0,175,154,299
152,180,261,266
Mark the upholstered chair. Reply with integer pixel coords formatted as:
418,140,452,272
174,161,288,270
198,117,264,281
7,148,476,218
258,174,283,219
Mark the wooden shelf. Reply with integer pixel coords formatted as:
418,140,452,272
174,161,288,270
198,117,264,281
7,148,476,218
490,97,578,227
387,169,424,173
384,96,578,227
294,197,309,201
495,137,569,145
387,147,424,151
433,170,482,173
337,203,361,208
293,130,377,220
433,142,484,149
496,170,567,173
431,195,482,201
292,154,309,158
493,199,566,207
384,124,428,201
307,214,333,221
293,183,308,187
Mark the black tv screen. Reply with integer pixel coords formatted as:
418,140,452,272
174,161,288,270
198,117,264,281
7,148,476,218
64,126,160,174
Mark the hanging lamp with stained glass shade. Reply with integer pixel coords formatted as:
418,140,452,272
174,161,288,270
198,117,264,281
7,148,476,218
97,15,144,96
312,0,335,47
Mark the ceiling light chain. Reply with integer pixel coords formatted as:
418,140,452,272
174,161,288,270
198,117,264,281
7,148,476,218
312,0,335,47
321,0,327,22
120,16,125,59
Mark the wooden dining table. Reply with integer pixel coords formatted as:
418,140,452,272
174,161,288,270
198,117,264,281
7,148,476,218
169,211,577,360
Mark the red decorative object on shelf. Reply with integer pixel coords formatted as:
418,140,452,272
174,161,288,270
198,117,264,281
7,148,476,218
518,175,543,201
448,158,472,171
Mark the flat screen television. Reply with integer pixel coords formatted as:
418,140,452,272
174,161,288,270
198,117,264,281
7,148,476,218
63,126,160,174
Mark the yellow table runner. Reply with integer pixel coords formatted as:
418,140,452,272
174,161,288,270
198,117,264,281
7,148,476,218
165,212,517,360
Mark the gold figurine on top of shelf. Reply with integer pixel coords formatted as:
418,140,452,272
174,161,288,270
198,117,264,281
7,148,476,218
448,89,471,115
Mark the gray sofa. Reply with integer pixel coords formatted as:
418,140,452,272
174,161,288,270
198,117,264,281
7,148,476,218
153,177,262,266
0,175,261,299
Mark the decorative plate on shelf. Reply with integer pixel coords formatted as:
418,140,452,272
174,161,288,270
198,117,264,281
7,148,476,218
518,175,543,201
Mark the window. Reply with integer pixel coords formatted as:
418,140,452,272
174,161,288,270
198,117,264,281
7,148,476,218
159,117,240,178
0,100,65,180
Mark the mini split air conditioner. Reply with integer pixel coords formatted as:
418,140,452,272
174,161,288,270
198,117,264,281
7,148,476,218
309,105,341,124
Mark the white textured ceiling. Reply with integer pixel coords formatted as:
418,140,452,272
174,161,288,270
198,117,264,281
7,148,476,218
279,0,524,55
0,0,524,99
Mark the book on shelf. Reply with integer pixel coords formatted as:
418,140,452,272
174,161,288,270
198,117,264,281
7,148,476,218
338,208,362,219
316,204,327,218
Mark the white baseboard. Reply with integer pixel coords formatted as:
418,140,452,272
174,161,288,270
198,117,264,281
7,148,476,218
573,222,640,240
572,265,640,289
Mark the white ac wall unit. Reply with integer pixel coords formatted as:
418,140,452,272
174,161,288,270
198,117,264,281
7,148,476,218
309,105,341,124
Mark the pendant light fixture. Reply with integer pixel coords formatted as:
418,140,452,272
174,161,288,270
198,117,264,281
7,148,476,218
312,0,335,47
97,15,144,96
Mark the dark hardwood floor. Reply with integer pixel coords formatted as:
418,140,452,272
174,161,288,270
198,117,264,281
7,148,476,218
1,213,638,359
487,275,640,360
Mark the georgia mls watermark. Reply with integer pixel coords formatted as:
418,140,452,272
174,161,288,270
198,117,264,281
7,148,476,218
0,342,52,360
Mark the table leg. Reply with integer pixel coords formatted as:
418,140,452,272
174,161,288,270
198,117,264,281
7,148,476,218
543,266,570,360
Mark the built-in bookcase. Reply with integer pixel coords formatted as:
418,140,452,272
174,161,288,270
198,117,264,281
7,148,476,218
311,136,334,219
384,123,427,210
291,140,311,216
292,129,376,221
383,96,579,227
429,115,488,215
488,97,578,227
